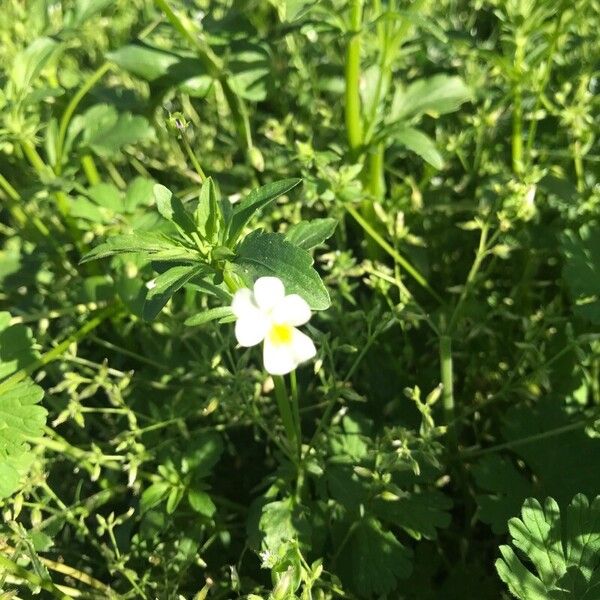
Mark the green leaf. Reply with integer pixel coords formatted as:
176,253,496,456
184,306,234,327
195,177,221,242
80,104,154,158
228,41,271,102
227,179,302,245
392,126,444,169
259,498,311,557
153,184,197,237
285,218,337,250
233,230,330,310
107,42,213,98
373,489,452,541
389,74,471,122
80,232,195,264
124,177,155,212
496,494,600,600
144,264,205,321
10,37,58,92
0,313,39,380
336,517,413,597
474,397,600,534
0,316,46,499
141,482,171,512
561,225,600,324
188,488,217,517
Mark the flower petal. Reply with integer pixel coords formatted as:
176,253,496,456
235,313,268,347
253,276,285,312
272,294,311,326
290,328,316,364
232,288,256,318
263,336,297,375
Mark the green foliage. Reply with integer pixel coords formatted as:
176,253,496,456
0,0,598,597
0,315,46,499
561,225,600,324
496,494,600,599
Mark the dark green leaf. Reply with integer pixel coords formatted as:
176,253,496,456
144,264,205,321
194,177,220,242
561,225,600,324
188,488,216,517
233,230,330,310
336,517,413,596
227,179,302,245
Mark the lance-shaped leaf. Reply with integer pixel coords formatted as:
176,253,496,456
285,218,337,250
143,264,205,321
233,230,330,310
185,306,234,327
80,232,196,264
154,184,197,237
194,177,221,242
227,179,302,245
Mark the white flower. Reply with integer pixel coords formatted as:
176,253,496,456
231,276,316,375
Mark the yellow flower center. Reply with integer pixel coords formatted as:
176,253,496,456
269,323,293,345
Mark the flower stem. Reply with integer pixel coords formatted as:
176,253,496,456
345,0,363,157
439,334,457,448
273,375,300,458
289,369,302,454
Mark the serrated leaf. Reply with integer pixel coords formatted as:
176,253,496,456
336,517,413,597
285,218,337,250
153,184,197,237
474,397,600,534
233,230,330,310
185,306,233,327
373,489,452,540
227,179,302,245
389,74,471,122
144,264,204,321
0,317,46,499
259,497,311,556
81,104,154,158
561,225,600,324
496,494,600,600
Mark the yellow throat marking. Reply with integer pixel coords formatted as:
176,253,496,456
269,323,293,345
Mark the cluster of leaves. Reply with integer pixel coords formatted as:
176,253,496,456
0,0,599,598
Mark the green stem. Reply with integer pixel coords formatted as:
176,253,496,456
0,555,70,599
346,203,443,303
0,305,119,395
439,335,457,447
366,144,385,199
524,3,566,164
81,153,101,186
153,0,255,157
55,62,111,175
512,36,525,175
345,0,363,156
447,223,492,334
273,375,299,458
180,133,207,182
289,370,301,454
